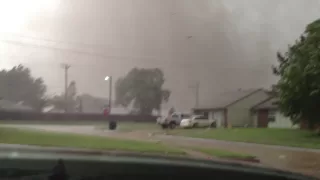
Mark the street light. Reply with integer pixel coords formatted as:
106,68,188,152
104,76,112,112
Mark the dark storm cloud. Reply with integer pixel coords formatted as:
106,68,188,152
2,0,320,110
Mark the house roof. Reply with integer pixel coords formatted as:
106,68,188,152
0,99,33,111
195,88,265,110
252,97,278,110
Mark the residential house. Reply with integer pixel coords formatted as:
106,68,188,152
79,94,130,114
0,99,33,112
42,105,64,113
78,94,108,113
193,89,269,128
251,97,298,129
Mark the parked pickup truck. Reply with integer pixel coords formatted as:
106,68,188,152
157,112,191,129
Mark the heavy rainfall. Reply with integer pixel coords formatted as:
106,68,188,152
1,0,320,178
0,0,319,111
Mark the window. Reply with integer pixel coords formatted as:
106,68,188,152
268,110,276,122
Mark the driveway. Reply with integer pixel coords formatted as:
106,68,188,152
2,124,320,178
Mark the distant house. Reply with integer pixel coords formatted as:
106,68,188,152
0,99,33,112
111,107,130,114
251,97,298,129
193,89,269,128
77,94,130,115
42,105,64,113
79,94,108,113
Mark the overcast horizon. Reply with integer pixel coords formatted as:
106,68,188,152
1,0,319,111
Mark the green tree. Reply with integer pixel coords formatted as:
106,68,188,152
0,65,47,111
115,68,170,115
272,19,320,129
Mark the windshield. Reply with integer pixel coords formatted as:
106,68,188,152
0,0,320,178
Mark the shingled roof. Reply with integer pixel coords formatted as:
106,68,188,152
252,97,279,110
195,88,265,110
0,99,33,111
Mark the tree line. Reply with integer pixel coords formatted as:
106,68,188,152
0,65,171,115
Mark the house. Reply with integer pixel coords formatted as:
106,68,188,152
111,107,130,114
0,99,33,112
193,89,269,128
251,97,299,129
42,105,64,113
78,94,108,113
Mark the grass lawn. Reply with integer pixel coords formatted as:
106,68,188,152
170,128,320,149
0,127,184,155
190,147,254,159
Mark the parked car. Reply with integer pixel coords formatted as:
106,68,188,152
157,112,191,129
180,115,216,128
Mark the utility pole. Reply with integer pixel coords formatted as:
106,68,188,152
195,81,199,108
61,64,71,113
108,76,112,110
189,81,200,108
104,76,112,113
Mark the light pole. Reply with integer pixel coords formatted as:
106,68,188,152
104,76,112,111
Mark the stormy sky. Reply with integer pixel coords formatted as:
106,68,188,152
0,0,320,111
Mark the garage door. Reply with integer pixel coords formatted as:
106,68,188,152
213,111,224,128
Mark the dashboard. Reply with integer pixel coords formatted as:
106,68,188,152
0,149,317,180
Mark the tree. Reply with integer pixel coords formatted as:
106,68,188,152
272,19,320,129
115,68,171,115
0,65,47,111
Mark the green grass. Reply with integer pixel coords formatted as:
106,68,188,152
0,127,184,155
191,147,254,159
170,128,320,149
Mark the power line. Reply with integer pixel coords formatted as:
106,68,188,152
0,39,162,61
1,32,176,62
0,37,240,66
1,32,112,48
